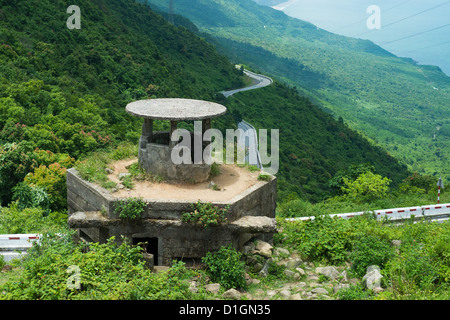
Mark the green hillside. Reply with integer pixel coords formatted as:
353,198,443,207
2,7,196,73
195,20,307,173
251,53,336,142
145,0,450,184
0,0,410,210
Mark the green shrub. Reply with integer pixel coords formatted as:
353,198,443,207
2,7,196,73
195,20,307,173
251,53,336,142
202,245,246,290
349,234,395,278
282,215,353,264
0,232,198,300
384,240,438,293
114,197,146,220
337,284,373,300
181,201,229,228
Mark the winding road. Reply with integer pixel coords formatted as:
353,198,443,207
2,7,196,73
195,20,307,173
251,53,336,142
220,68,273,169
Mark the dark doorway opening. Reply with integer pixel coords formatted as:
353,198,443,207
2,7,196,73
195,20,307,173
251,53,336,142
133,237,159,266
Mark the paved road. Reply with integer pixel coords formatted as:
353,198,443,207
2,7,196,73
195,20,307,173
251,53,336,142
221,68,273,170
238,120,262,169
220,68,273,98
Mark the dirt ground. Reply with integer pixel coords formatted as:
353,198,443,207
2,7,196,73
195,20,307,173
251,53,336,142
105,158,261,201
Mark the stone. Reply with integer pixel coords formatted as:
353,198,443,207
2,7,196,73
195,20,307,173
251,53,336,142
284,270,299,280
207,181,217,189
274,247,290,257
223,289,242,300
279,289,291,299
254,240,273,258
311,288,328,295
333,284,350,293
362,265,383,290
285,258,302,269
119,172,131,180
290,293,303,300
315,266,340,280
295,267,306,276
259,259,272,277
205,283,221,294
105,168,114,174
188,281,198,294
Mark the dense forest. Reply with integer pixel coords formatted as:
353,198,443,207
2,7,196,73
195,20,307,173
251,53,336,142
145,0,450,184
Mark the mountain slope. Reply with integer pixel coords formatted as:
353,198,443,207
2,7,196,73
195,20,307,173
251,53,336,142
145,0,450,183
0,0,410,207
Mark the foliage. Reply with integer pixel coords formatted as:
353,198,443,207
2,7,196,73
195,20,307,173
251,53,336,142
114,198,146,220
181,201,229,228
341,172,391,203
23,163,68,211
0,204,66,234
202,245,247,289
349,234,396,278
281,215,353,264
0,232,199,300
257,173,272,181
337,284,373,300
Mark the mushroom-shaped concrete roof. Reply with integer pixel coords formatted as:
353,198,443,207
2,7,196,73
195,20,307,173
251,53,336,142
126,98,227,121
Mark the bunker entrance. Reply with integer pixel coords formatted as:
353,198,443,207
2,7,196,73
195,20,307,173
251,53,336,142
133,237,159,266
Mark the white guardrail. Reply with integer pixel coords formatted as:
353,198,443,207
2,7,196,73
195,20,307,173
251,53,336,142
286,203,450,223
0,234,40,262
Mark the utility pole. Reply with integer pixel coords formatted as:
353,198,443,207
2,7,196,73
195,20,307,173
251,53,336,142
169,0,174,25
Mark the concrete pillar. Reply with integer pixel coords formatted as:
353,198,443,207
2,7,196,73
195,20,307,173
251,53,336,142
139,118,153,148
202,118,212,163
169,120,178,148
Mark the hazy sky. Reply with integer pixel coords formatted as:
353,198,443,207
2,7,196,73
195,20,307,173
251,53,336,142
274,0,450,75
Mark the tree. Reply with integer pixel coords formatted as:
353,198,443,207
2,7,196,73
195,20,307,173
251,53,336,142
341,171,391,203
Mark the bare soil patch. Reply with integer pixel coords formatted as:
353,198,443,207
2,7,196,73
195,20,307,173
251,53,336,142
106,158,260,202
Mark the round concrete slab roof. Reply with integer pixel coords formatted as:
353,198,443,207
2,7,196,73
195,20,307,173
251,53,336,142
126,98,227,121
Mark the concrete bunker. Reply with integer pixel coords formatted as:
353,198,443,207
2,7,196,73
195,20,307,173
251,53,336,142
67,98,277,268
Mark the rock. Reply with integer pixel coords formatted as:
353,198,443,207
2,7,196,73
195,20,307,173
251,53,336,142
295,267,306,276
311,287,328,295
290,293,303,300
223,289,242,300
274,247,290,257
285,258,302,269
333,284,350,293
207,180,218,190
362,265,383,290
254,240,273,258
392,240,402,247
188,281,198,293
316,266,340,280
118,172,131,180
205,283,221,294
105,168,114,174
1,265,12,272
279,289,291,299
340,270,348,282
242,242,256,255
266,290,277,298
373,286,384,294
284,270,299,280
259,258,272,277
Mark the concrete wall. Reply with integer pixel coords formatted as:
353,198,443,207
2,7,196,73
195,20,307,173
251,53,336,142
67,167,277,266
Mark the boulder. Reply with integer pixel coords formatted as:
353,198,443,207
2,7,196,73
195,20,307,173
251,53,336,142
362,265,383,290
315,266,340,280
223,289,242,300
285,258,302,269
205,283,221,294
254,240,273,258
